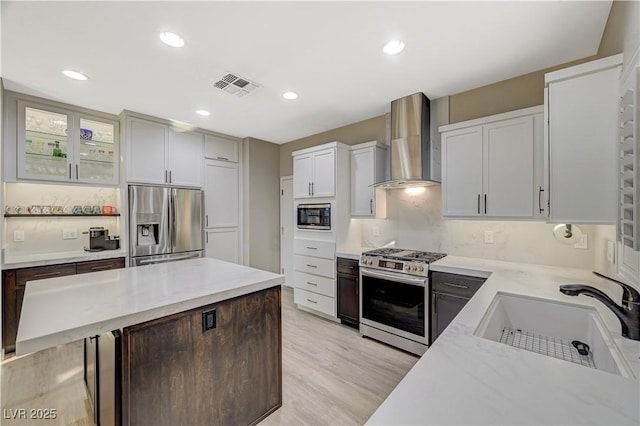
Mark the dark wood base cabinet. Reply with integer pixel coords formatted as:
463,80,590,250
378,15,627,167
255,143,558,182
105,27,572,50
121,286,282,426
337,257,359,328
430,271,486,344
2,257,125,352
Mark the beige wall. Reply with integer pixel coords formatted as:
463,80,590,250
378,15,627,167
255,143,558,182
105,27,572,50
245,137,281,273
279,115,386,177
449,0,637,124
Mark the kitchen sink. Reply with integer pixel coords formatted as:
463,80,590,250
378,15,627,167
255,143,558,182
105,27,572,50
474,292,633,378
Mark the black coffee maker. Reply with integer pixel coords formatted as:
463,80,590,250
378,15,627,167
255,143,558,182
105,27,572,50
84,227,108,252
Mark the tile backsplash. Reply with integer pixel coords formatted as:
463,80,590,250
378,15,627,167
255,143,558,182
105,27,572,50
3,183,122,258
355,186,605,270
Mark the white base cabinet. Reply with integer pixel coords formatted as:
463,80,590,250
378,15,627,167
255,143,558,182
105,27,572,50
545,54,622,224
440,106,543,219
293,238,337,318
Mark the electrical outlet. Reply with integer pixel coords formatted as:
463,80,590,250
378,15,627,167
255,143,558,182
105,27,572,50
484,230,494,244
606,240,615,263
63,228,77,240
373,225,380,236
574,235,588,249
202,309,217,332
13,230,24,242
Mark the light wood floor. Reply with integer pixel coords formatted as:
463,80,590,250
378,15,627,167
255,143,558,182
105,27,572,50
1,287,417,425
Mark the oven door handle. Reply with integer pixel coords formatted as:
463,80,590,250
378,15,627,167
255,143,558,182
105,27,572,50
360,268,427,287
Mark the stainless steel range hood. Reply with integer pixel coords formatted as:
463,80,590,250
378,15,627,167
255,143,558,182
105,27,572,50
375,92,441,188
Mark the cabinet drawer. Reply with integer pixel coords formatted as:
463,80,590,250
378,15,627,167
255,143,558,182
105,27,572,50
337,257,359,275
16,263,77,287
431,271,486,299
76,257,125,274
294,271,335,297
294,239,335,259
294,255,335,278
294,288,336,317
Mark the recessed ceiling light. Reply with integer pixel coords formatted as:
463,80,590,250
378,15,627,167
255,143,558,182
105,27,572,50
159,32,185,48
283,91,298,100
62,70,88,81
196,110,211,116
383,40,405,55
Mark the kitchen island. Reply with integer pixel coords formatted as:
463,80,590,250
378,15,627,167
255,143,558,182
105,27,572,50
367,256,640,425
16,257,284,426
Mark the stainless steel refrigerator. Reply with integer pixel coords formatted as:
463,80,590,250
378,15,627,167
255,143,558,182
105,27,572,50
129,185,204,267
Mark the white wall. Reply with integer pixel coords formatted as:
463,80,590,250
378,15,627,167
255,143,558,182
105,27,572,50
356,186,606,269
3,183,120,259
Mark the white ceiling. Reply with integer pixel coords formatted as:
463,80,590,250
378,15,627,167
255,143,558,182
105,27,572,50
1,1,612,144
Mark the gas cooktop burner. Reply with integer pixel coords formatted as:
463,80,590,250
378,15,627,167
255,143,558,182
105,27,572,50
360,248,447,277
364,248,404,255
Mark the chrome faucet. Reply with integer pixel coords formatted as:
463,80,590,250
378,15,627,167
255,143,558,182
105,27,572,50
559,273,640,341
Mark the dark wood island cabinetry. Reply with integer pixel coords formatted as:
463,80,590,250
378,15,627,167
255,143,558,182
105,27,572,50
121,286,282,426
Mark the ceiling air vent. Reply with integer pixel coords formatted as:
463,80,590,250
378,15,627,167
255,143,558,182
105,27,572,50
212,72,261,97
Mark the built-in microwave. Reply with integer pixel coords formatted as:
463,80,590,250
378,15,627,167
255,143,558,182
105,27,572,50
297,203,331,230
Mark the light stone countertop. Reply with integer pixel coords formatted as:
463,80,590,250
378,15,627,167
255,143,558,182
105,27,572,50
336,247,365,260
16,258,284,356
367,255,640,425
3,248,128,269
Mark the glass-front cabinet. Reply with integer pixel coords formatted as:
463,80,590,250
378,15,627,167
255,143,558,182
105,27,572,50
17,101,119,185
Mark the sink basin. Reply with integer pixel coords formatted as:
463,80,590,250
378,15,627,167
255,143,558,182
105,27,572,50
474,292,633,378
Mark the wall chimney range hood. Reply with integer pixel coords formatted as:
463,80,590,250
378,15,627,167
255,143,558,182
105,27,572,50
375,92,441,189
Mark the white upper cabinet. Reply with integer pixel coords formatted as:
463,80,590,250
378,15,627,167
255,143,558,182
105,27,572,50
125,113,203,188
293,146,336,198
441,107,542,219
545,54,622,224
126,117,168,185
350,141,388,216
204,160,239,228
13,99,119,185
168,128,204,188
205,134,239,163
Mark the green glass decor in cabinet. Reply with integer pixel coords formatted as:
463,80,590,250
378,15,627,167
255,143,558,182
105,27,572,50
17,101,119,185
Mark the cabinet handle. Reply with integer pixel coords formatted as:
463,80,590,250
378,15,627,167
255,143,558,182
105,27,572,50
432,293,437,314
206,215,209,227
538,186,545,214
216,156,229,161
75,164,79,180
206,232,208,244
306,281,318,286
91,265,115,271
34,271,62,278
165,170,168,183
477,194,481,215
311,182,314,196
444,282,469,289
306,264,318,268
68,164,72,179
484,194,487,215
308,182,311,196
370,199,373,214
306,246,317,250
169,170,172,183
306,299,318,304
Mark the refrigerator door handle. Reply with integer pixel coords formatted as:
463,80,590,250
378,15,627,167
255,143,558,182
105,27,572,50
170,189,176,250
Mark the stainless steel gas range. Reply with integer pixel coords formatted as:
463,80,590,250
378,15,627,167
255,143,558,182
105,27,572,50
359,248,446,355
